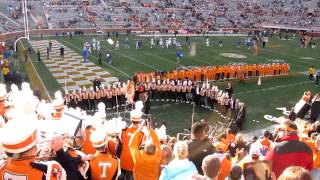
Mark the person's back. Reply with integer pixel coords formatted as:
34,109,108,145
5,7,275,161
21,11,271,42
187,122,215,175
160,141,197,180
89,153,119,180
265,120,313,178
161,159,197,180
129,126,162,180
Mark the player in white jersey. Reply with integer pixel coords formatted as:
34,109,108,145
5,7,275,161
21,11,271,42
150,38,155,48
159,38,164,48
115,40,120,50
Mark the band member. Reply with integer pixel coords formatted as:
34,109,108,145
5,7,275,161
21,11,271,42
111,83,118,108
199,83,207,107
89,129,120,180
95,86,101,105
106,84,113,109
100,84,107,109
64,90,70,107
151,78,157,101
194,83,200,105
52,96,65,120
176,80,182,102
181,79,187,102
120,82,127,106
118,109,144,180
160,80,166,101
170,80,176,102
164,79,170,101
89,86,96,112
126,80,135,105
0,119,66,180
76,88,83,109
156,80,162,101
69,90,77,109
186,80,193,103
82,87,90,111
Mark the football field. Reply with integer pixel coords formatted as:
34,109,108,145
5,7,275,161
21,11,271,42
24,35,320,135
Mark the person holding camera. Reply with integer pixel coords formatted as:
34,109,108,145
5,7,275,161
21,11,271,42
129,119,162,180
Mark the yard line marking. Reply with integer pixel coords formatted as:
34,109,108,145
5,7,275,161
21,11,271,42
235,81,311,95
59,38,132,78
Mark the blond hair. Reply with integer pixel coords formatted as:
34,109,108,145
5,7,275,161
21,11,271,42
278,166,312,180
173,141,188,160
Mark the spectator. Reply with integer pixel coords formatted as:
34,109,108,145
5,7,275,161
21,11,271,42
226,165,243,180
187,122,215,175
129,123,162,180
278,166,312,180
192,155,221,180
229,133,247,157
265,120,313,178
212,142,232,180
159,141,198,180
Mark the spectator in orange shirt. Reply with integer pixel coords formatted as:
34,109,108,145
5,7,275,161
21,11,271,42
129,120,162,180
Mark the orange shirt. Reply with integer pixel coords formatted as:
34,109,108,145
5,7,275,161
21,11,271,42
0,158,64,180
120,127,143,171
226,133,235,144
129,129,162,180
215,153,232,180
90,152,119,180
82,128,97,155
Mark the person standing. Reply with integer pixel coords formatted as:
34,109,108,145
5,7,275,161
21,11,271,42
49,40,52,52
129,120,162,180
225,82,233,97
60,45,64,58
309,66,315,80
98,50,102,64
265,120,313,178
0,118,66,180
187,122,215,175
159,141,198,180
118,109,144,180
46,44,50,59
89,129,120,180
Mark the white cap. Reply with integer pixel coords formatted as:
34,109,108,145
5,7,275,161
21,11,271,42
130,109,142,122
0,120,37,154
90,129,108,148
135,101,144,111
101,84,105,89
52,98,64,110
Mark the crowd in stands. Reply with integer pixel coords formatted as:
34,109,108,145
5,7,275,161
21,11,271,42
1,0,319,33
0,77,319,179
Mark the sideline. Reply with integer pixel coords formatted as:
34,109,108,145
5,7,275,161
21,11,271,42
19,41,52,101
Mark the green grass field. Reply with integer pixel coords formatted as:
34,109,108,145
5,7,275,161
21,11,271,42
27,35,320,135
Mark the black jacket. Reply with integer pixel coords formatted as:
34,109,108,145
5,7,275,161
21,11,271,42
187,139,215,175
